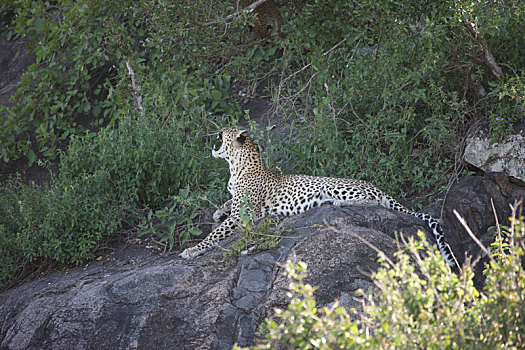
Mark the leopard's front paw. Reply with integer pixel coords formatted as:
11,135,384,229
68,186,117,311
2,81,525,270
213,208,228,223
179,248,198,259
213,200,232,222
179,245,210,259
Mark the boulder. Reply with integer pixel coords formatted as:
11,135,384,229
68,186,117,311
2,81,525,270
1,172,524,350
438,172,525,286
464,131,525,183
0,246,235,350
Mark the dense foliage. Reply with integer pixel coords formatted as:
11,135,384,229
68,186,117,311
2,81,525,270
266,0,524,199
0,0,524,288
238,209,525,349
0,115,230,284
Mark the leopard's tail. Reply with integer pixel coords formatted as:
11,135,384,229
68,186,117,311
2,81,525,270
413,211,460,271
382,195,460,271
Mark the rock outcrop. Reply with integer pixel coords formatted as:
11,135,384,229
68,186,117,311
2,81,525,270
438,172,525,285
464,130,525,183
1,172,524,350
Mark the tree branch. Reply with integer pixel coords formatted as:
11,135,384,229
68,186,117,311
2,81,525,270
192,0,269,28
126,59,144,113
463,19,503,78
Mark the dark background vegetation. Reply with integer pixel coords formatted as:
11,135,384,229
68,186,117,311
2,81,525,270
0,0,524,291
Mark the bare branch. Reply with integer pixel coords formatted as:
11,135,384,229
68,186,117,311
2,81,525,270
126,59,144,113
192,0,269,28
453,209,495,264
463,20,503,78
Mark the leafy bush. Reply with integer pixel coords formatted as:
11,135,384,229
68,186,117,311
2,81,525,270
0,174,124,287
0,0,241,164
61,115,214,207
0,0,246,287
0,0,129,163
239,207,525,349
139,185,203,251
487,76,525,141
220,217,284,262
0,106,238,288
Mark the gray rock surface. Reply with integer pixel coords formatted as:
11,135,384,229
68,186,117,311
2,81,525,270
0,247,235,350
464,131,525,183
439,172,525,285
0,206,426,350
1,172,525,350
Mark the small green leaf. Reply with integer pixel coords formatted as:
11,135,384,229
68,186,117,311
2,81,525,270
34,18,44,33
92,105,101,117
210,90,222,101
27,149,37,166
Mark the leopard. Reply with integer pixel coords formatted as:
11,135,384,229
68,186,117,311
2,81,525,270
240,0,286,39
179,128,460,271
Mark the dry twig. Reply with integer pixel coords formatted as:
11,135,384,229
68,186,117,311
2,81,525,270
192,0,269,27
453,209,495,264
463,20,503,78
125,59,144,113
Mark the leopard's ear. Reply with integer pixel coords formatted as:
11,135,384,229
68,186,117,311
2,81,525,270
255,142,264,153
234,130,248,146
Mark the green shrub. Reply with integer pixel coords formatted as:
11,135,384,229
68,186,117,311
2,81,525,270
0,182,26,284
138,185,204,251
0,224,21,285
239,208,525,349
0,174,125,288
0,0,241,164
0,109,236,288
0,0,131,163
487,76,525,141
1,0,245,287
61,116,205,207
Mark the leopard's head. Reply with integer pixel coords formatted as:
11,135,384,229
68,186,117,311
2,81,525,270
212,128,263,169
